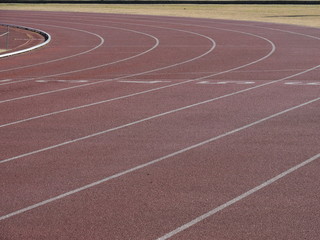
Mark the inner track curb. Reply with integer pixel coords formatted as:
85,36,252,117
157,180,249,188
0,24,51,59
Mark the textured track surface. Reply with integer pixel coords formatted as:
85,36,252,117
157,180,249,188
0,10,319,240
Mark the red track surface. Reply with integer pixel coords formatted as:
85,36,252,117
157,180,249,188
0,10,319,240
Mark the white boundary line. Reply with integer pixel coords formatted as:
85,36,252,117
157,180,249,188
1,63,319,164
156,152,320,240
0,31,8,37
2,21,318,130
2,13,318,106
0,12,319,226
0,22,275,127
0,96,318,221
0,25,215,104
0,23,105,74
0,22,159,86
0,24,51,59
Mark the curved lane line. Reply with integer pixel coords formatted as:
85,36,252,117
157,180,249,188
0,25,278,127
0,95,319,221
10,17,320,165
0,24,51,59
0,14,319,222
156,152,320,240
0,24,278,127
0,23,160,85
0,21,215,103
4,64,320,165
0,23,104,75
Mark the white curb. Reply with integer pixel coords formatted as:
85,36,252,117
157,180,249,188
0,24,51,58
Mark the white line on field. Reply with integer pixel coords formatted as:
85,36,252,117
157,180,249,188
0,28,275,128
0,96,319,222
157,152,320,239
1,62,319,162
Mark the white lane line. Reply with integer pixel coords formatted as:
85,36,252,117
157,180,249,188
2,62,319,163
0,25,276,128
1,13,309,104
285,81,320,86
0,22,161,88
35,80,89,83
156,152,320,240
118,80,171,84
0,31,9,37
0,23,104,76
0,15,277,104
0,79,12,82
0,23,216,104
0,96,319,222
0,35,274,129
197,81,256,85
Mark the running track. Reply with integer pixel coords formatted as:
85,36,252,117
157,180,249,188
0,10,319,240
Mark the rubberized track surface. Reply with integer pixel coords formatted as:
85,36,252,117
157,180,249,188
0,10,319,240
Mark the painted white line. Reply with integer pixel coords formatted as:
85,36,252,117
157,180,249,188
285,81,320,86
2,62,319,162
0,22,154,81
156,152,320,240
14,38,43,41
0,31,9,37
35,80,89,83
0,24,104,76
118,80,171,84
0,35,275,129
2,12,307,107
0,96,319,222
0,23,278,129
0,79,12,83
0,22,216,103
0,24,51,59
197,81,256,85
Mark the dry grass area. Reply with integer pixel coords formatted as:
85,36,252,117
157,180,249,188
0,4,319,28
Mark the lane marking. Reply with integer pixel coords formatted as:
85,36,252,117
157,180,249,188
197,81,320,86
35,80,89,83
285,81,320,86
0,96,319,222
0,32,8,37
118,80,171,84
0,19,218,103
1,12,318,225
0,23,104,75
0,40,276,129
14,38,43,41
1,62,319,162
197,81,255,85
0,21,161,85
157,152,320,240
0,17,277,104
0,18,214,90
0,79,12,82
0,25,277,128
1,12,318,229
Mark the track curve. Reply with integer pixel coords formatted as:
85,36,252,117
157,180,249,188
0,10,319,240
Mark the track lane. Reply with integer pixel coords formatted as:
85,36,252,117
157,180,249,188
1,76,319,214
1,10,319,240
1,96,319,239
0,23,103,73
